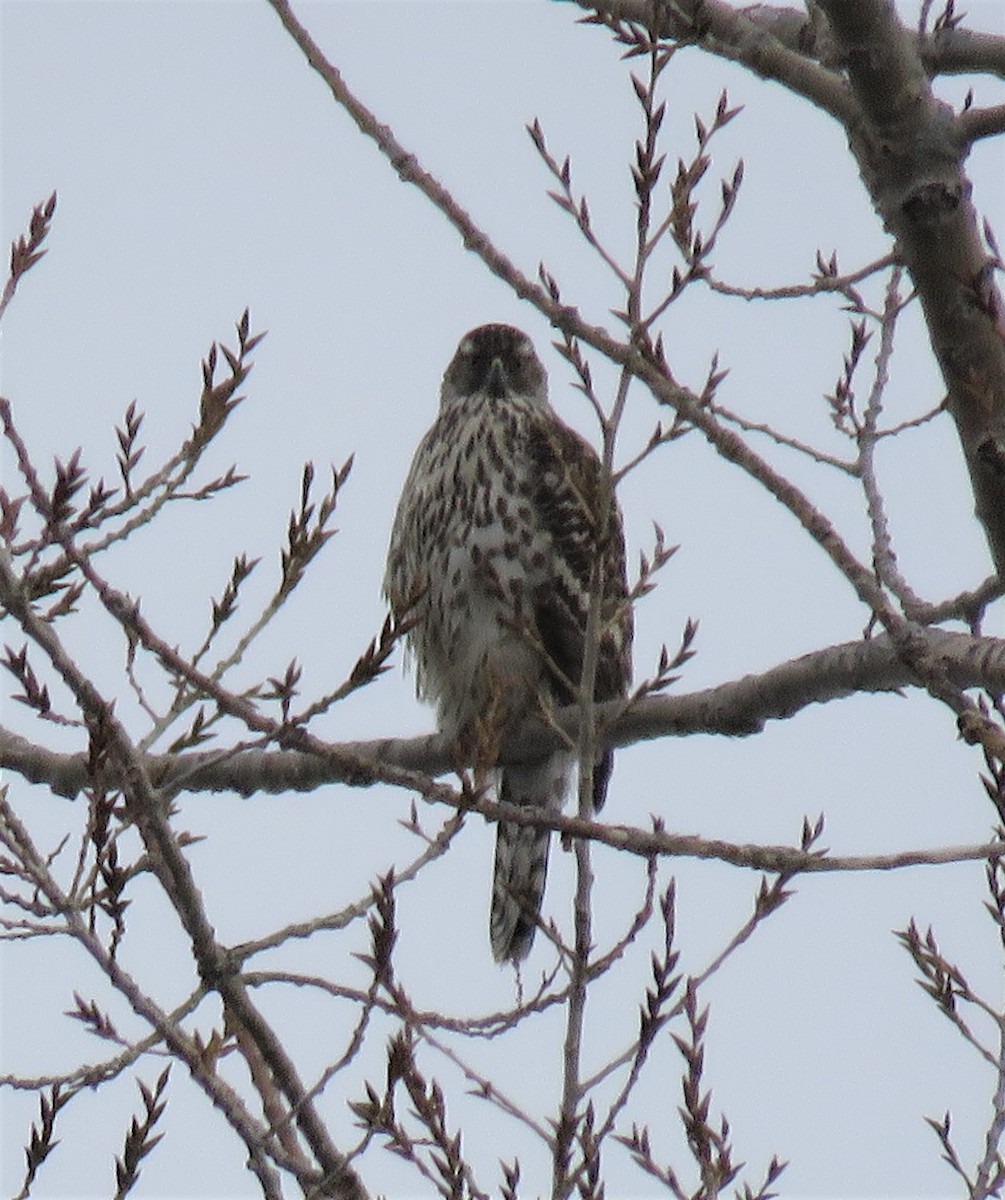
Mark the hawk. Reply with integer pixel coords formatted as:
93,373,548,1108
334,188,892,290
384,324,632,962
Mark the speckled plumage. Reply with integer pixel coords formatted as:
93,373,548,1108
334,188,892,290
384,324,632,962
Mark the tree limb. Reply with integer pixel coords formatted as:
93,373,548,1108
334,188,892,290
803,0,1005,580
4,627,1003,798
587,0,857,120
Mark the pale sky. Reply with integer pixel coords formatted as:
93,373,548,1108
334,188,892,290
2,1,1005,1196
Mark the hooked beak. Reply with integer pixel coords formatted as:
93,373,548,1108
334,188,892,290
485,357,508,398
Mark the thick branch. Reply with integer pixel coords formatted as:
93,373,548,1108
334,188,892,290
923,26,1005,79
585,2,1005,579
589,0,857,120
796,0,1005,579
958,102,1005,144
4,628,1004,798
587,2,1005,81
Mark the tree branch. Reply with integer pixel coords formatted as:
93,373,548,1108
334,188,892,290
583,2,1005,82
922,25,1005,79
813,0,1005,579
4,627,1004,798
0,547,369,1200
586,0,856,120
959,102,1005,144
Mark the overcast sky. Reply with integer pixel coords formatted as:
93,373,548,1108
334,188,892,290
2,2,1005,1197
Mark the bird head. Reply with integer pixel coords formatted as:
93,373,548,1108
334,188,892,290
441,324,548,408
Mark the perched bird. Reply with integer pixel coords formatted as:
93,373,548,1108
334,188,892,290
384,324,632,962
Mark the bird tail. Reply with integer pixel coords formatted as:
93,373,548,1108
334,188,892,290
490,755,571,963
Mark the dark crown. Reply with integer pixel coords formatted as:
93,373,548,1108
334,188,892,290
444,324,545,399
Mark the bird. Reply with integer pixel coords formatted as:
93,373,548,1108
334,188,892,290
384,323,632,962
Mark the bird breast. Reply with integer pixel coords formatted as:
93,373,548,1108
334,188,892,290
388,398,552,737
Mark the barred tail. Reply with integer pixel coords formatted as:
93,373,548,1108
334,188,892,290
490,755,570,963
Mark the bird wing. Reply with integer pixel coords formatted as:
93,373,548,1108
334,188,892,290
523,415,632,709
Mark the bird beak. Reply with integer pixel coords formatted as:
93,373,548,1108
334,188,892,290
486,357,508,398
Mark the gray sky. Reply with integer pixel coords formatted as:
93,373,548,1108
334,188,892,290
2,1,1005,1196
